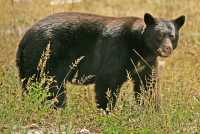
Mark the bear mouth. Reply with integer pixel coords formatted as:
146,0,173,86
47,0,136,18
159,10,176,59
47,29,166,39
156,48,171,57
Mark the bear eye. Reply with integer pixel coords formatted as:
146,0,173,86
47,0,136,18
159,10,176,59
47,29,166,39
169,34,175,40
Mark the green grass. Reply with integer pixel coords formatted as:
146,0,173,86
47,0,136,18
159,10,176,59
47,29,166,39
0,0,200,133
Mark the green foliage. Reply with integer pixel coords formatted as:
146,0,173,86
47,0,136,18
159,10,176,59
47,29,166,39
97,116,128,134
23,80,52,112
0,0,200,133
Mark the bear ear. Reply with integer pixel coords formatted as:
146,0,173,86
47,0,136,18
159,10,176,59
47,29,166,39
173,15,185,30
144,13,157,26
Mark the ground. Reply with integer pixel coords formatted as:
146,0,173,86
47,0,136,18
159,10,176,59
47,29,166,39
0,0,200,133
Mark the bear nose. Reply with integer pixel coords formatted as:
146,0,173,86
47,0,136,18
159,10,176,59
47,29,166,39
164,46,172,54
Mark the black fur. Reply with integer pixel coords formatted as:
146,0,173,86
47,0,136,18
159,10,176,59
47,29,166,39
16,12,185,110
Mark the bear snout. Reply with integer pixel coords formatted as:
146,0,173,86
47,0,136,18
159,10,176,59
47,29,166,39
163,45,172,55
156,38,173,57
156,45,173,57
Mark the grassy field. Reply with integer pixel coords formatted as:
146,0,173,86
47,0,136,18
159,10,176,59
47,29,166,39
0,0,200,133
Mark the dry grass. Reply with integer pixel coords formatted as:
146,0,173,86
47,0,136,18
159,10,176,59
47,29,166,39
0,0,200,133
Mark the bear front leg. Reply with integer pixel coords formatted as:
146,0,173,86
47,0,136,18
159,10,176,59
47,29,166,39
95,79,121,112
134,64,160,110
95,82,109,111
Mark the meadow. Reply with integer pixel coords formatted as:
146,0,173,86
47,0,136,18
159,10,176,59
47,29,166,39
0,0,200,133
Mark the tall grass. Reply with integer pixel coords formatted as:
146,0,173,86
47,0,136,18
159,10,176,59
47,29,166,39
0,0,200,133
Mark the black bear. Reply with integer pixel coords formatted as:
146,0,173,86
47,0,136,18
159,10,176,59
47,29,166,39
16,12,185,111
